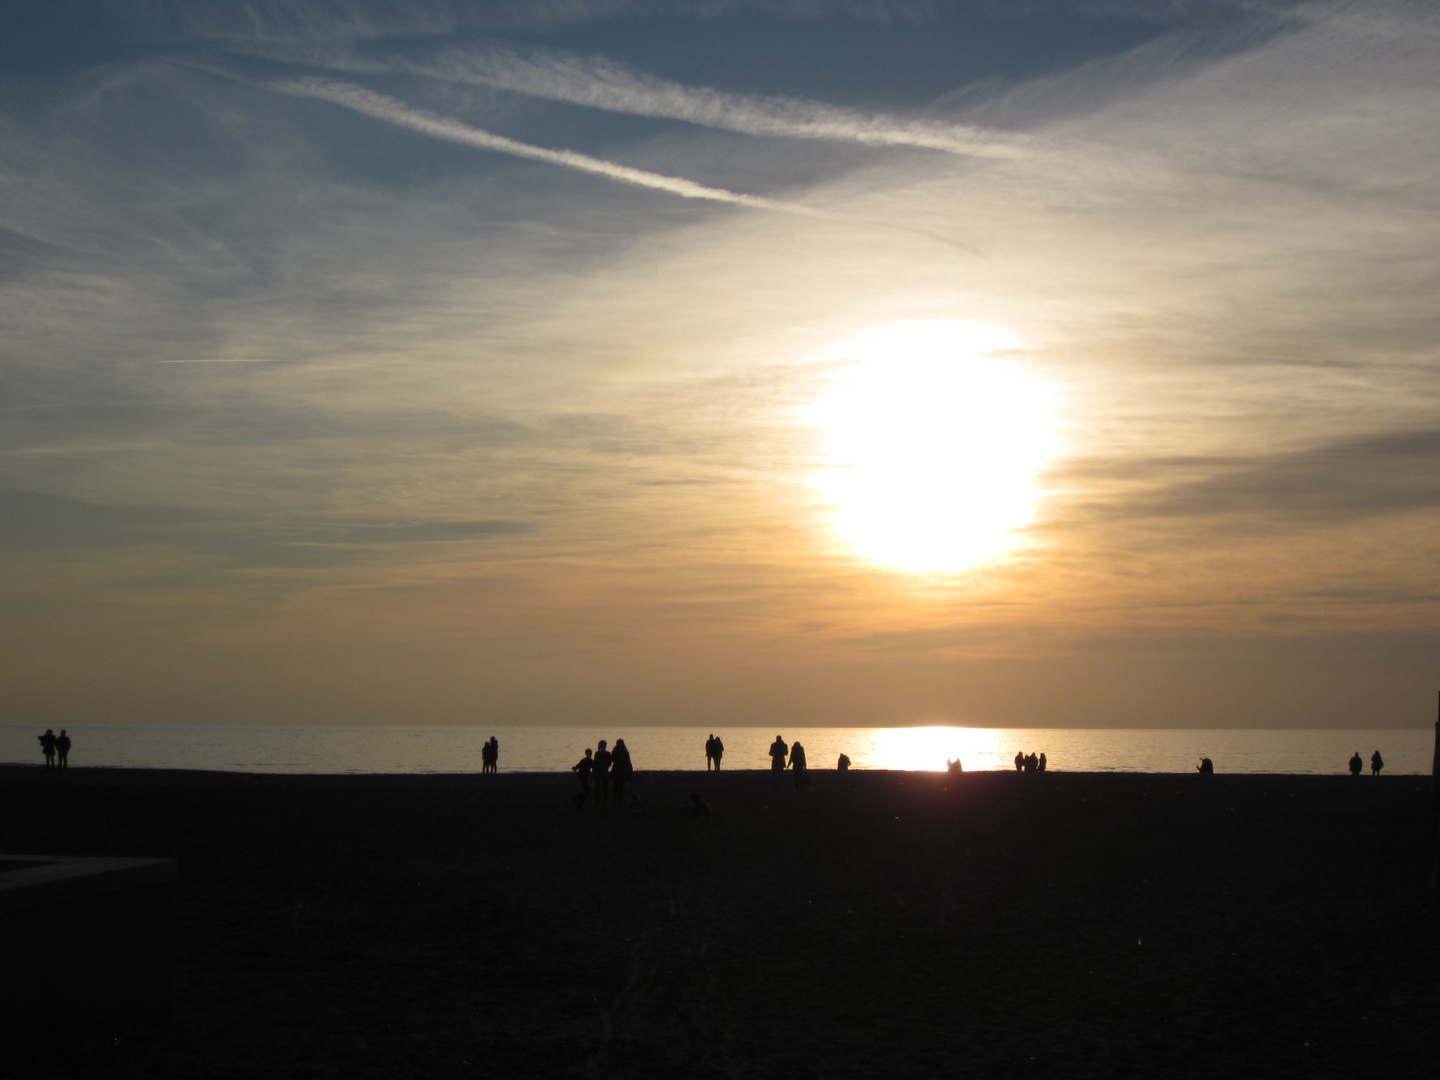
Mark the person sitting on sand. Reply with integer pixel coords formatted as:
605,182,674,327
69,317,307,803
770,736,788,775
39,729,56,770
1371,750,1384,776
610,739,634,808
593,740,613,808
572,749,595,810
789,741,808,786
1197,757,1214,775
837,753,851,772
56,730,71,769
1348,751,1363,777
682,792,711,817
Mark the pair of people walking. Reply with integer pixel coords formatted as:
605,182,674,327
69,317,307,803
768,735,808,786
38,729,71,769
1349,750,1383,776
573,738,633,810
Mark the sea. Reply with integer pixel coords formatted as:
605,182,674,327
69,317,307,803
1,725,1433,776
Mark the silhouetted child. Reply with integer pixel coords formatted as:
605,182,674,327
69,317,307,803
38,729,56,769
593,740,613,807
1371,750,1384,776
1348,751,1363,777
610,739,633,808
837,753,851,771
769,736,788,776
55,730,71,769
789,741,808,786
572,749,594,810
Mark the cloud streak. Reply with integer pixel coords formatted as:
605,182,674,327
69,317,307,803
273,78,822,213
403,45,1022,158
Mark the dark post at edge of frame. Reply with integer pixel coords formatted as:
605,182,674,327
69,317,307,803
1430,693,1439,898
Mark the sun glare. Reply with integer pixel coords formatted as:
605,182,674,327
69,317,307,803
801,320,1058,573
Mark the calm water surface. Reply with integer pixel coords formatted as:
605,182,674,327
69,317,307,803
1,725,1431,775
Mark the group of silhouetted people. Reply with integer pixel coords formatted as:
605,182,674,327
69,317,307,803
704,734,725,771
38,729,71,770
1349,750,1384,776
767,735,810,786
480,736,499,773
572,738,635,811
1013,750,1046,773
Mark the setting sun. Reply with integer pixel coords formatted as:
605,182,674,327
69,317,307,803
802,320,1059,572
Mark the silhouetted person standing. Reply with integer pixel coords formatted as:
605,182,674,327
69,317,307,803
610,739,633,808
593,740,613,808
1371,750,1384,776
710,735,724,771
482,736,499,774
38,729,56,769
769,736,788,776
55,730,71,769
1037,752,1047,773
1025,752,1038,773
1348,751,1363,776
789,741,808,786
1014,751,1024,772
572,749,594,810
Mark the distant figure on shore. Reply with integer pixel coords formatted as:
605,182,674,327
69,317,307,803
571,749,594,810
682,792,711,817
611,739,634,808
947,758,962,775
837,753,851,772
482,737,499,774
1025,752,1039,773
1013,751,1024,772
594,740,613,808
1038,752,1047,773
1197,757,1214,775
38,729,56,769
770,736,789,775
789,741,808,786
1371,750,1384,776
56,730,71,769
1348,751,1363,777
706,734,724,771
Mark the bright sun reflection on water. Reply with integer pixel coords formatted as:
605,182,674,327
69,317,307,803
802,320,1058,572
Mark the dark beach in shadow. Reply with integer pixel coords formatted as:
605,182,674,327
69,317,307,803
3,766,1436,1078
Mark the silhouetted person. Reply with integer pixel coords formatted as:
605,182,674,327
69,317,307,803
55,730,71,769
593,739,613,807
789,741,808,786
610,739,633,808
682,792,711,817
572,749,594,810
769,736,788,776
38,729,56,770
837,753,851,772
947,758,963,774
1349,751,1363,777
1197,757,1214,775
711,735,724,771
1013,751,1024,772
1037,752,1046,773
482,736,499,774
1025,752,1038,773
1371,750,1384,776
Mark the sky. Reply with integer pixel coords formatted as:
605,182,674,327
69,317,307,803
1,0,1437,730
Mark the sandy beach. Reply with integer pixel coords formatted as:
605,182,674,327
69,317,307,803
3,765,1437,1079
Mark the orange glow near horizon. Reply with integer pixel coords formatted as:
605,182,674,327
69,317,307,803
802,320,1059,573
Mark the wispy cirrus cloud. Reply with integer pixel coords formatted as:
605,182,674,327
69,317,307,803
401,45,1022,157
272,78,821,212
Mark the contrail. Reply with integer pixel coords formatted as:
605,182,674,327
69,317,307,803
408,46,1023,159
273,79,821,214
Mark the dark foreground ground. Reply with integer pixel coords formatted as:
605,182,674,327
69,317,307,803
2,766,1437,1079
